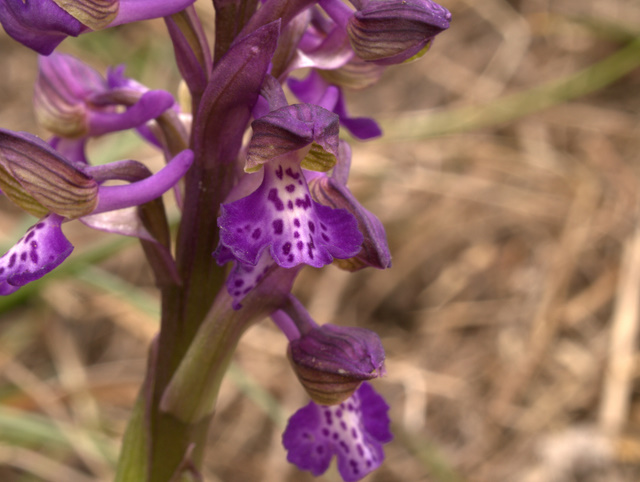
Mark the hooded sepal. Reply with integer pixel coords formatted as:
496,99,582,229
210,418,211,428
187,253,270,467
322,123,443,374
288,323,386,405
246,103,340,172
0,213,73,293
282,382,392,481
0,129,98,218
347,0,451,65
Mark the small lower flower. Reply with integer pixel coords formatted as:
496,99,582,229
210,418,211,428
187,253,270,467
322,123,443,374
283,382,392,482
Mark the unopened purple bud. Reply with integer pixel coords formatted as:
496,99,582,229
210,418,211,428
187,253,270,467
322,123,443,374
347,0,451,65
288,323,385,405
0,129,98,218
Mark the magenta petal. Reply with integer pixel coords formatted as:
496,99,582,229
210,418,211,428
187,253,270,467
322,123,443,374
282,382,391,482
0,214,72,291
218,155,362,269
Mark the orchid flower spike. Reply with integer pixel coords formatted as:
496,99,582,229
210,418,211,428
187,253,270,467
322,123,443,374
0,129,193,294
0,0,198,55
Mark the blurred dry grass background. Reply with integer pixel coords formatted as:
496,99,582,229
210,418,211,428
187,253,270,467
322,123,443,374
1,0,640,481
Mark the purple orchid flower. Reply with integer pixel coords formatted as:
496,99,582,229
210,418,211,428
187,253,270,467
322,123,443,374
272,300,390,481
217,101,363,270
0,0,198,55
0,129,193,294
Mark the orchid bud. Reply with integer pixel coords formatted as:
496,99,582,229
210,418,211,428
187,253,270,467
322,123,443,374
0,130,98,218
347,0,451,65
288,323,385,405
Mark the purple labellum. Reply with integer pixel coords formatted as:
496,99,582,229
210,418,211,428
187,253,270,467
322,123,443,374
282,382,392,482
218,153,363,269
0,213,73,291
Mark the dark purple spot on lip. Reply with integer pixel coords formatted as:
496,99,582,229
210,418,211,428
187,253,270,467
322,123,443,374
287,200,293,210
294,218,300,227
30,251,38,264
285,184,295,193
322,233,330,242
234,279,244,287
8,254,16,268
285,167,300,179
31,241,37,249
267,188,285,211
308,221,315,233
275,165,283,180
320,223,327,230
20,252,27,262
294,232,300,238
288,254,294,262
24,231,35,243
297,241,304,251
35,223,45,230
357,444,364,456
282,242,292,255
272,219,284,235
339,441,350,453
251,228,261,239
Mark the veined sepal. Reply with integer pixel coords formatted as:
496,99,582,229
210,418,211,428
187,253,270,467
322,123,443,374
0,130,98,218
287,323,386,405
347,0,450,65
245,104,340,172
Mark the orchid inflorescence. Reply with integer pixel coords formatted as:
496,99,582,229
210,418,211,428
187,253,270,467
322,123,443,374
0,0,450,480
